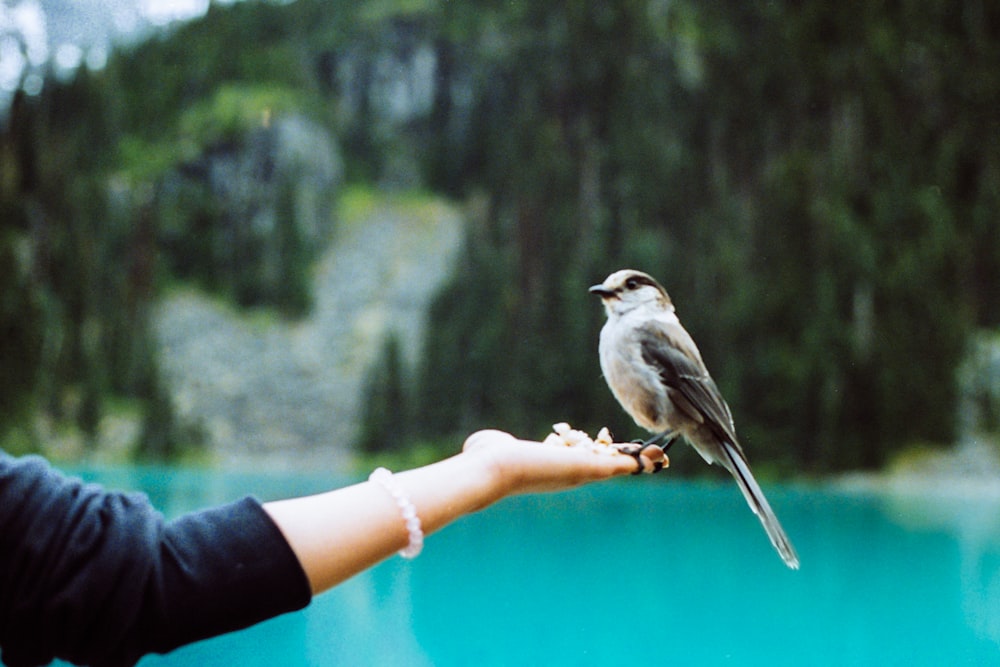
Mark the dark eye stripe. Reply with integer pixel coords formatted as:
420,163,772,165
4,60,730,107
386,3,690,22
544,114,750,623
624,274,656,291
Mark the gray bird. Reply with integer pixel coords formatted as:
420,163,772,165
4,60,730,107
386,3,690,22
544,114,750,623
590,269,800,569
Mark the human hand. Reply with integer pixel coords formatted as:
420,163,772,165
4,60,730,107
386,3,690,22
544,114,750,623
461,429,666,499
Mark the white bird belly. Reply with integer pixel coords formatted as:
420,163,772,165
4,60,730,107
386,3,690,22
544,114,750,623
598,322,675,433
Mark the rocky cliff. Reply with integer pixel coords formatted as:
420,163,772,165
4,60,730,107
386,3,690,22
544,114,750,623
154,193,463,469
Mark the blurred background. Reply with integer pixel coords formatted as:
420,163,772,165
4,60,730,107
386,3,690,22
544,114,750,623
2,0,999,478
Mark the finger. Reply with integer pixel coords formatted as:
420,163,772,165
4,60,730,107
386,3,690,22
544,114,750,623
462,429,517,453
519,437,639,482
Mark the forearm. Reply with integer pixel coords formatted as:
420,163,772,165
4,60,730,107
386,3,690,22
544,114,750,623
263,448,501,595
264,429,647,597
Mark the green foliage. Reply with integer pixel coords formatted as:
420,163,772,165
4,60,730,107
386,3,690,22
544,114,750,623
336,184,450,231
0,425,37,458
0,229,47,426
352,440,454,477
407,0,1000,473
116,82,308,185
108,0,327,141
0,79,177,458
177,84,308,148
4,0,1000,473
0,0,337,460
357,0,437,24
358,334,410,454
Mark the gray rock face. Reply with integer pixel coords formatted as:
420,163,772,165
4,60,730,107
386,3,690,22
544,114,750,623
153,197,463,470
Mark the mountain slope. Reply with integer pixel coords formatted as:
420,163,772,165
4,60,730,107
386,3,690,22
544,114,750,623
154,192,463,469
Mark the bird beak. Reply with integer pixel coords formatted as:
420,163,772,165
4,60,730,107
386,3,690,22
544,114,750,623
589,284,614,298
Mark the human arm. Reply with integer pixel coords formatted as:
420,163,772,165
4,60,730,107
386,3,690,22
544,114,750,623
264,429,646,595
0,431,649,666
0,453,310,667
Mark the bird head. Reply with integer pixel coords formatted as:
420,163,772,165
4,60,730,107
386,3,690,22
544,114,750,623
589,269,674,318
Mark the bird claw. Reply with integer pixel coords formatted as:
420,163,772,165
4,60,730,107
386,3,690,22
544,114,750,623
615,442,668,475
616,443,645,475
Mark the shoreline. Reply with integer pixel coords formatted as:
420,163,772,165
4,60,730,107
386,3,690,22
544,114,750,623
832,437,1000,500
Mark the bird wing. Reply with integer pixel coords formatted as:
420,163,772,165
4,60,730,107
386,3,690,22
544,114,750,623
636,321,740,447
637,322,799,569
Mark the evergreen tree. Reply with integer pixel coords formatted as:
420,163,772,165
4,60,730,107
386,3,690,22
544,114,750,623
359,334,409,454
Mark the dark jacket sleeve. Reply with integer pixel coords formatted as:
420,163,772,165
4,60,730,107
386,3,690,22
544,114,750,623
0,452,312,667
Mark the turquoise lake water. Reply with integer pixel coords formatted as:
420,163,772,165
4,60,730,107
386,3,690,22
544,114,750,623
58,464,1000,666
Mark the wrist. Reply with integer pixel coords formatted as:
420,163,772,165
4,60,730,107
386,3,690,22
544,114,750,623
457,442,510,510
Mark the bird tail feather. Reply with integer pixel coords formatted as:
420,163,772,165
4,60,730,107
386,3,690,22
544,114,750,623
722,442,800,570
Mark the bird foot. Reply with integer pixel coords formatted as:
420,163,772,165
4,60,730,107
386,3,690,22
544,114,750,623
616,442,668,475
637,432,678,451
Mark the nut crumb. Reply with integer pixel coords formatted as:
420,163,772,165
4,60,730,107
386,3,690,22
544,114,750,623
545,422,668,472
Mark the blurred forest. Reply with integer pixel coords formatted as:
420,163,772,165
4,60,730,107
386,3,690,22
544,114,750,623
2,0,999,472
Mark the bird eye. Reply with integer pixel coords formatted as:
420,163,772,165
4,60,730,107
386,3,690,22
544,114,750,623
625,278,639,290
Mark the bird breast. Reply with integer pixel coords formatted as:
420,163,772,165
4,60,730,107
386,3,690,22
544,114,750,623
598,320,672,433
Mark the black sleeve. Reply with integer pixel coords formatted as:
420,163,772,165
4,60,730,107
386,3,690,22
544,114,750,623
0,452,312,667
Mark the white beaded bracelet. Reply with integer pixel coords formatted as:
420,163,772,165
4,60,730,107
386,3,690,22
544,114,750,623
369,467,424,559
